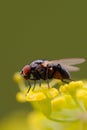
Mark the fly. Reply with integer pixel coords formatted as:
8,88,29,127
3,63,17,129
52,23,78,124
20,58,85,92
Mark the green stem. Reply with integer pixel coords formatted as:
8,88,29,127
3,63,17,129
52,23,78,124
46,114,79,122
72,95,86,112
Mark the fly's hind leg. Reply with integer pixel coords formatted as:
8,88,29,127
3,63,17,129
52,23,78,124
62,78,72,84
46,64,50,88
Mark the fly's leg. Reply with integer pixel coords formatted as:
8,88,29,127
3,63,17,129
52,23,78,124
27,78,36,92
32,80,36,90
30,77,40,90
62,78,72,84
38,79,42,86
27,80,31,93
46,79,50,88
33,79,42,90
46,64,50,88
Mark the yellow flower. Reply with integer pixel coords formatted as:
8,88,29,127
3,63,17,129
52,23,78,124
14,72,87,123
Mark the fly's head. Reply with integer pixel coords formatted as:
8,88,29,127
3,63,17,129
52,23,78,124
20,65,31,80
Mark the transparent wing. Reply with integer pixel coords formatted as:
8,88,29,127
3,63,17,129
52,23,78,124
62,65,80,72
42,58,85,72
55,58,85,65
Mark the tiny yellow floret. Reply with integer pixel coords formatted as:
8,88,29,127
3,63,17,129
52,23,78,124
16,92,26,102
13,72,23,83
26,91,46,101
60,81,83,94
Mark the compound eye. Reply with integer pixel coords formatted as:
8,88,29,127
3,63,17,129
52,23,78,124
22,65,31,76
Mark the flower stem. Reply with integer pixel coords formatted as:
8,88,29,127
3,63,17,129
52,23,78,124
46,114,79,122
72,95,86,112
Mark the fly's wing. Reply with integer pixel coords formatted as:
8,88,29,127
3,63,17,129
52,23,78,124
42,58,85,72
62,65,80,72
55,58,85,66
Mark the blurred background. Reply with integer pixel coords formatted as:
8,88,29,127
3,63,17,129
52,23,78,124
0,0,87,121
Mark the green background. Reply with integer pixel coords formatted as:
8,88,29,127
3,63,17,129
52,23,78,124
0,1,87,119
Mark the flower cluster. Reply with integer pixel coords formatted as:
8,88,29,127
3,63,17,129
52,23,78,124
14,72,87,123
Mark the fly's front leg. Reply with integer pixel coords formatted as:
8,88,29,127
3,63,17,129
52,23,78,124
27,79,37,92
46,79,50,88
32,80,36,90
27,80,31,93
29,77,37,90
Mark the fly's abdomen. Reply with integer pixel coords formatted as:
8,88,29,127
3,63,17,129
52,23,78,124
53,64,71,80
